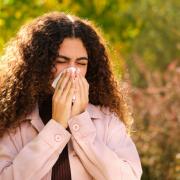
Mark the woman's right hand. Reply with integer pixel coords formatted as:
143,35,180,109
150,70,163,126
52,70,75,128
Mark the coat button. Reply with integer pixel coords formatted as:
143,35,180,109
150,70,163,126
55,134,62,142
72,123,80,131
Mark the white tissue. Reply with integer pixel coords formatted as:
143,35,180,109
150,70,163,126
51,67,79,102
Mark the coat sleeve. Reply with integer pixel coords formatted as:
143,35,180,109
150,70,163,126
68,110,142,180
0,119,71,180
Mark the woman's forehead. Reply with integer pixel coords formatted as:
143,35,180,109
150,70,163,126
58,38,88,58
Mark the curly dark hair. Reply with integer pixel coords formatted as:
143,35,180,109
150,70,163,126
0,12,133,138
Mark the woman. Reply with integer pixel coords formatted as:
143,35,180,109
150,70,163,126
0,12,142,180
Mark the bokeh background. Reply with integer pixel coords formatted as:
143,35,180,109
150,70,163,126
0,0,179,179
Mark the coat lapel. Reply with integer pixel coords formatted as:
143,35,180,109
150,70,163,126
25,102,102,133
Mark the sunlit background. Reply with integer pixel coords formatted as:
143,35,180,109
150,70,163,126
0,0,179,179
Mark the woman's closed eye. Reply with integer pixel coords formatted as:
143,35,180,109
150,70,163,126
56,61,87,65
56,59,88,66
76,59,88,66
77,62,88,65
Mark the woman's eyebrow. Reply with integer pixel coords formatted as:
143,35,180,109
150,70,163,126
58,55,88,61
58,55,70,60
76,57,89,61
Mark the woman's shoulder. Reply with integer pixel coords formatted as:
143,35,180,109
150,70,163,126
88,103,120,117
86,103,128,142
87,103,111,118
87,103,124,126
0,117,38,152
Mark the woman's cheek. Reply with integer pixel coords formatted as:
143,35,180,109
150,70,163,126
79,66,87,77
54,64,67,78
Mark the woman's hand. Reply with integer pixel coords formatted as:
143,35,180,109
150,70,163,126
52,70,75,128
71,72,89,118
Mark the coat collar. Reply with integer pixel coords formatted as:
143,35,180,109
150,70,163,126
25,102,102,132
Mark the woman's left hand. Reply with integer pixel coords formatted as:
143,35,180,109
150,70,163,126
71,72,89,117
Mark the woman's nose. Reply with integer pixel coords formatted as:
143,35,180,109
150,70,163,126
67,61,76,68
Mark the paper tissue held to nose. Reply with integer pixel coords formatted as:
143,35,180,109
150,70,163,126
51,67,80,103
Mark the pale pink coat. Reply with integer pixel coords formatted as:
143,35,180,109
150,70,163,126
0,103,142,180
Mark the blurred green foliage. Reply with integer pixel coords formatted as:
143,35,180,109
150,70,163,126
0,0,180,179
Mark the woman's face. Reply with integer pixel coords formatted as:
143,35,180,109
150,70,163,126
51,38,88,80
